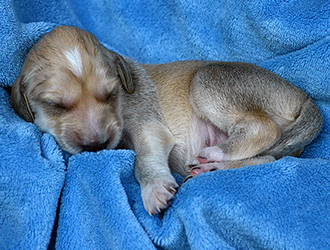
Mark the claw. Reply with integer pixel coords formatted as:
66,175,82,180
190,166,204,176
183,175,194,183
188,163,198,169
156,195,168,206
163,184,177,195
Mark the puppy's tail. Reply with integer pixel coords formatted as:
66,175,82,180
263,97,323,159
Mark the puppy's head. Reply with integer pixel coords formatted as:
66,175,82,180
11,26,134,154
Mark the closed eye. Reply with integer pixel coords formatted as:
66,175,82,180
106,91,117,102
40,100,69,116
103,84,119,103
50,102,67,110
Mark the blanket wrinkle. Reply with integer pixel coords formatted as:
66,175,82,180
1,0,330,249
0,87,66,250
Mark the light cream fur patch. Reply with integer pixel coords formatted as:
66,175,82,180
64,46,83,77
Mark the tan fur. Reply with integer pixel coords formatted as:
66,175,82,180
143,61,208,175
11,26,323,215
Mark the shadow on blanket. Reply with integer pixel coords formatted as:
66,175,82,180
1,0,330,249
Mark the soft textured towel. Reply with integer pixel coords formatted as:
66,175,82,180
1,0,329,249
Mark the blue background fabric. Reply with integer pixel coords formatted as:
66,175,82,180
1,0,330,249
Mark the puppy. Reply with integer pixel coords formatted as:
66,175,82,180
11,26,323,215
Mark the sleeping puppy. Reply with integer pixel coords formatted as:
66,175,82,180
11,26,323,215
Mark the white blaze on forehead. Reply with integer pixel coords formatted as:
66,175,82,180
64,47,83,77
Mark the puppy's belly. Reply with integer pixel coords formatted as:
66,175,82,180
169,113,228,176
186,113,228,162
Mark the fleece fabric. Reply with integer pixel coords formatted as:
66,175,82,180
1,0,330,249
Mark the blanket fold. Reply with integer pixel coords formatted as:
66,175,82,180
0,88,66,249
54,150,157,250
1,0,330,249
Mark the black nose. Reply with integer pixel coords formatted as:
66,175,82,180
83,141,107,152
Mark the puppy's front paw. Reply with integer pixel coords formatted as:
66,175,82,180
141,175,179,215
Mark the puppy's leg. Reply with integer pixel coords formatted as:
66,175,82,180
188,63,283,166
261,97,323,159
132,122,178,215
189,112,281,165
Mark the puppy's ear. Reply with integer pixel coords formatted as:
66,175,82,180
10,74,35,122
115,53,134,94
100,45,134,94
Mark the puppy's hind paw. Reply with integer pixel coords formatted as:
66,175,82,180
183,162,227,183
197,146,224,163
141,175,179,216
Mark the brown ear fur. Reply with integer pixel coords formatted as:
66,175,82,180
98,43,134,94
10,74,35,122
115,53,134,94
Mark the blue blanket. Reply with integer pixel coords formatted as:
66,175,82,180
1,0,330,249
